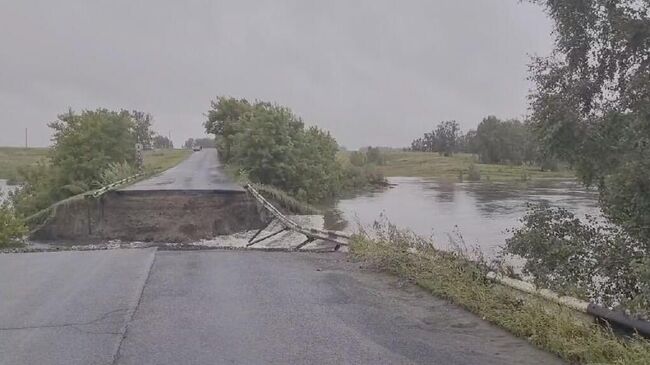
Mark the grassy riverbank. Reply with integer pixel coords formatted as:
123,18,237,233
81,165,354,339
0,147,49,183
350,224,650,364
0,147,190,183
368,151,574,181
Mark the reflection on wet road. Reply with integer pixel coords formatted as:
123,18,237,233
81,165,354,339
325,177,600,257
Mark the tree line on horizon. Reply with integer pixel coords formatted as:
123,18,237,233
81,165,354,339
409,117,557,170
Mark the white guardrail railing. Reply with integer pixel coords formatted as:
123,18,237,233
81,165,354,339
244,184,350,250
88,173,145,199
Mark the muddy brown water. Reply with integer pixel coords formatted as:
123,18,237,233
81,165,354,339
325,177,601,258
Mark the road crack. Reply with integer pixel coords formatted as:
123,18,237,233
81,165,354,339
0,308,129,333
110,247,158,365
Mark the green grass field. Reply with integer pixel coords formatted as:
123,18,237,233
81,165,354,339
0,147,191,183
0,147,49,183
371,151,575,182
142,149,191,173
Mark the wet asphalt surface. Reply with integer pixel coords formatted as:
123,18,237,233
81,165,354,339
121,149,243,192
0,249,563,365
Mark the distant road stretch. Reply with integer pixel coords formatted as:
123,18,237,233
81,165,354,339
122,148,243,192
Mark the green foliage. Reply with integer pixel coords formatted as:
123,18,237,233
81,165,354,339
528,0,650,244
152,134,173,149
349,147,385,167
0,195,26,247
204,96,252,161
130,110,154,148
13,109,137,216
98,162,139,186
466,163,481,181
183,138,215,149
364,146,385,165
348,151,367,167
206,97,385,202
474,116,537,165
504,204,649,316
410,120,460,156
251,183,319,215
351,220,650,364
49,109,136,186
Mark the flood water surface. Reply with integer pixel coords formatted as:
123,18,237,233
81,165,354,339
326,177,600,257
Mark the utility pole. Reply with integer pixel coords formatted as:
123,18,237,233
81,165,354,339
25,128,28,149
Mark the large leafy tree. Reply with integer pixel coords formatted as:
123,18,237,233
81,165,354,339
130,110,155,148
14,109,136,215
204,97,252,161
48,109,136,191
475,116,533,165
205,98,350,202
433,120,460,156
528,0,650,243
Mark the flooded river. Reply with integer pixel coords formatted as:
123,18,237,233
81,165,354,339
325,177,600,257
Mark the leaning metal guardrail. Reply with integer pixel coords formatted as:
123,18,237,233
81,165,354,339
87,173,145,199
244,184,350,251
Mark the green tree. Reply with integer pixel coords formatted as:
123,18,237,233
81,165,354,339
130,110,154,148
48,109,136,191
205,97,383,202
13,109,137,215
475,116,532,165
204,97,252,161
152,135,173,149
0,194,26,247
528,0,650,243
433,121,460,156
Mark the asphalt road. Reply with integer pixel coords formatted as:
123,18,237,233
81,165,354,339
0,249,563,365
122,148,243,192
0,249,156,365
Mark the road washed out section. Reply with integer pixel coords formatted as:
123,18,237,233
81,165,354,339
30,149,266,243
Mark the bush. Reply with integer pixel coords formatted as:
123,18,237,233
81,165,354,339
365,147,385,165
466,163,481,181
0,195,26,247
348,151,367,167
98,162,139,186
504,204,649,316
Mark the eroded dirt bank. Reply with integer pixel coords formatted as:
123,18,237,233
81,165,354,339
30,190,265,243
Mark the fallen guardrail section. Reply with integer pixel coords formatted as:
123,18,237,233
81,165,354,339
487,272,650,338
245,184,350,251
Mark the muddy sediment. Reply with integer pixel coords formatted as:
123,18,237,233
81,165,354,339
30,190,266,243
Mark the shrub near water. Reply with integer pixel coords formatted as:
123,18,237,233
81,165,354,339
351,220,650,364
505,204,650,317
0,195,26,247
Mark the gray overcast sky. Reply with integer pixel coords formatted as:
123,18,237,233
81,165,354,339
0,0,553,149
